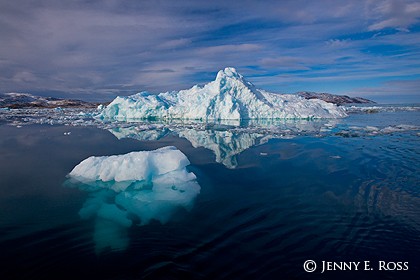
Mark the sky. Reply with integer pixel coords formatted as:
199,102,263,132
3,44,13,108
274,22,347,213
1,0,420,103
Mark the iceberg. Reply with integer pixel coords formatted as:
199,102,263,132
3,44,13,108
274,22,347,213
68,146,191,186
66,146,200,253
99,67,347,121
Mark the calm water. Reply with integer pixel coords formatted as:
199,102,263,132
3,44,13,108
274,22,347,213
0,110,419,279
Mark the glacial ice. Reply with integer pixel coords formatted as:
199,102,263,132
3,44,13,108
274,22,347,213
335,124,420,137
99,67,347,121
345,105,420,113
68,146,191,185
1,103,418,128
66,146,200,253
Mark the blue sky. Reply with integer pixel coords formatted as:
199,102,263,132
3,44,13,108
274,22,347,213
1,0,420,103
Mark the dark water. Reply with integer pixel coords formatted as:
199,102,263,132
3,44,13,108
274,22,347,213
0,111,419,279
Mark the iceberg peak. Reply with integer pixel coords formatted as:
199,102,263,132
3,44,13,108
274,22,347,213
216,67,243,81
214,67,251,88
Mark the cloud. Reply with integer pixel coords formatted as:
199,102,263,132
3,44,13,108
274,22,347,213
12,71,37,83
197,44,261,55
325,39,351,48
345,78,420,103
367,0,420,31
0,0,419,101
157,38,192,50
351,79,420,96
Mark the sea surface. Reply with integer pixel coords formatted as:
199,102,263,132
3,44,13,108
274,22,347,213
0,106,419,279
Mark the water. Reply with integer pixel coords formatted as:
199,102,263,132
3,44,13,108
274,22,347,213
0,108,419,279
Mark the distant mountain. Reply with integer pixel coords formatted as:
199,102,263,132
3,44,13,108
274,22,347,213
297,91,375,105
0,93,99,108
99,67,347,121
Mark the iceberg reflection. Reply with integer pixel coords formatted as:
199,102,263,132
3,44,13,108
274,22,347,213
107,119,341,169
65,147,200,254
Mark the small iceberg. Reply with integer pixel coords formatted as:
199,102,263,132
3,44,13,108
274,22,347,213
66,146,200,253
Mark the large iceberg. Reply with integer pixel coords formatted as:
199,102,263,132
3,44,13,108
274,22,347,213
66,146,200,253
99,67,347,121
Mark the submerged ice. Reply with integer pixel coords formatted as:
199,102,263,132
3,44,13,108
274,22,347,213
99,67,347,121
66,146,200,253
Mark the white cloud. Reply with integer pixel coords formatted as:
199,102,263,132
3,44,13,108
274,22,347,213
367,0,420,31
325,39,351,48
